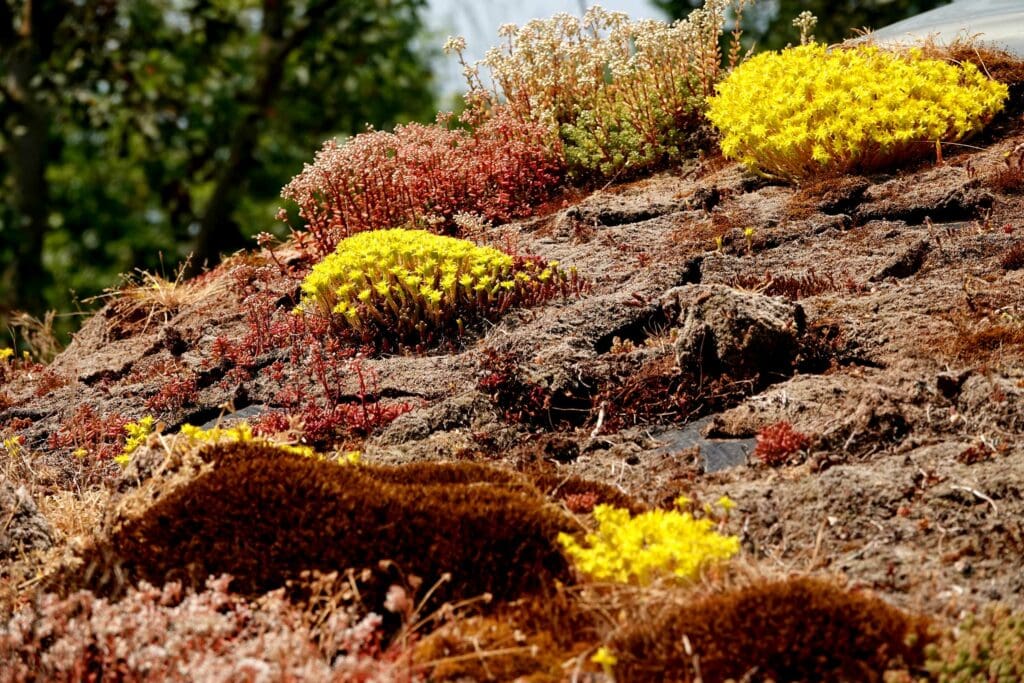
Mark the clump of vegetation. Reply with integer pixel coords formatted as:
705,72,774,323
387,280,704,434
923,605,1024,681
297,228,579,350
73,442,573,611
707,43,1008,180
144,373,198,415
558,496,739,585
732,268,866,300
0,575,408,681
170,422,323,461
610,577,931,682
449,2,744,178
754,421,811,466
114,416,156,467
47,405,131,466
281,108,562,256
1001,241,1024,270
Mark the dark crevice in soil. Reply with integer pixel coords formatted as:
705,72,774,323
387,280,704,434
184,401,253,429
594,307,675,354
545,391,595,428
0,407,53,423
870,239,931,281
566,203,687,228
81,365,135,387
331,387,427,403
817,178,871,216
195,364,230,391
855,190,994,225
674,256,703,287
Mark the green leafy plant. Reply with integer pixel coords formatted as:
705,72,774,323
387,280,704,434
296,228,579,350
923,606,1024,682
558,496,739,585
707,43,1008,180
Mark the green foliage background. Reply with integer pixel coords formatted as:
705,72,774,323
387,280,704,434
0,0,435,340
1,0,958,344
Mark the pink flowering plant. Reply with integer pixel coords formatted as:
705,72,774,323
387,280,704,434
281,108,562,257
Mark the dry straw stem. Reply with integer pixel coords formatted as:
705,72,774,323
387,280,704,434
4,311,61,363
37,488,110,546
86,261,229,339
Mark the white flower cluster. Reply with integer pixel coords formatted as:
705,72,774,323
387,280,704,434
444,2,746,177
450,2,739,129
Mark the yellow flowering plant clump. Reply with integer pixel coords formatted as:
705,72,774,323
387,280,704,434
558,496,740,585
297,228,579,350
167,421,363,463
172,422,319,460
706,43,1009,180
114,416,156,467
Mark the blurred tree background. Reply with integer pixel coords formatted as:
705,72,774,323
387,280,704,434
654,1,952,50
1,0,959,346
0,0,435,342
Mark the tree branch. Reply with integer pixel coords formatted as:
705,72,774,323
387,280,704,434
0,1,15,48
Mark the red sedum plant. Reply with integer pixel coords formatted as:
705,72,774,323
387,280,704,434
281,108,563,256
754,421,810,466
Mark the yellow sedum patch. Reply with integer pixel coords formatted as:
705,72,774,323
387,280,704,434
298,228,569,348
559,497,740,585
2,436,23,458
174,422,319,460
0,348,13,362
707,43,1008,180
115,416,156,467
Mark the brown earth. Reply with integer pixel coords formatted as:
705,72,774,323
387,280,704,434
3,113,1024,673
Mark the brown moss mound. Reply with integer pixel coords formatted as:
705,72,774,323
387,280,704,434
74,442,574,610
611,577,930,683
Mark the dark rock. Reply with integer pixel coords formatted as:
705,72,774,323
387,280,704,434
651,417,755,474
0,480,53,557
661,284,805,380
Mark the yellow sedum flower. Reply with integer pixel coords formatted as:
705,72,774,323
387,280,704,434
0,348,13,362
115,416,156,467
176,422,318,460
297,228,570,349
707,43,1008,180
3,436,24,458
558,500,740,585
591,646,618,676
